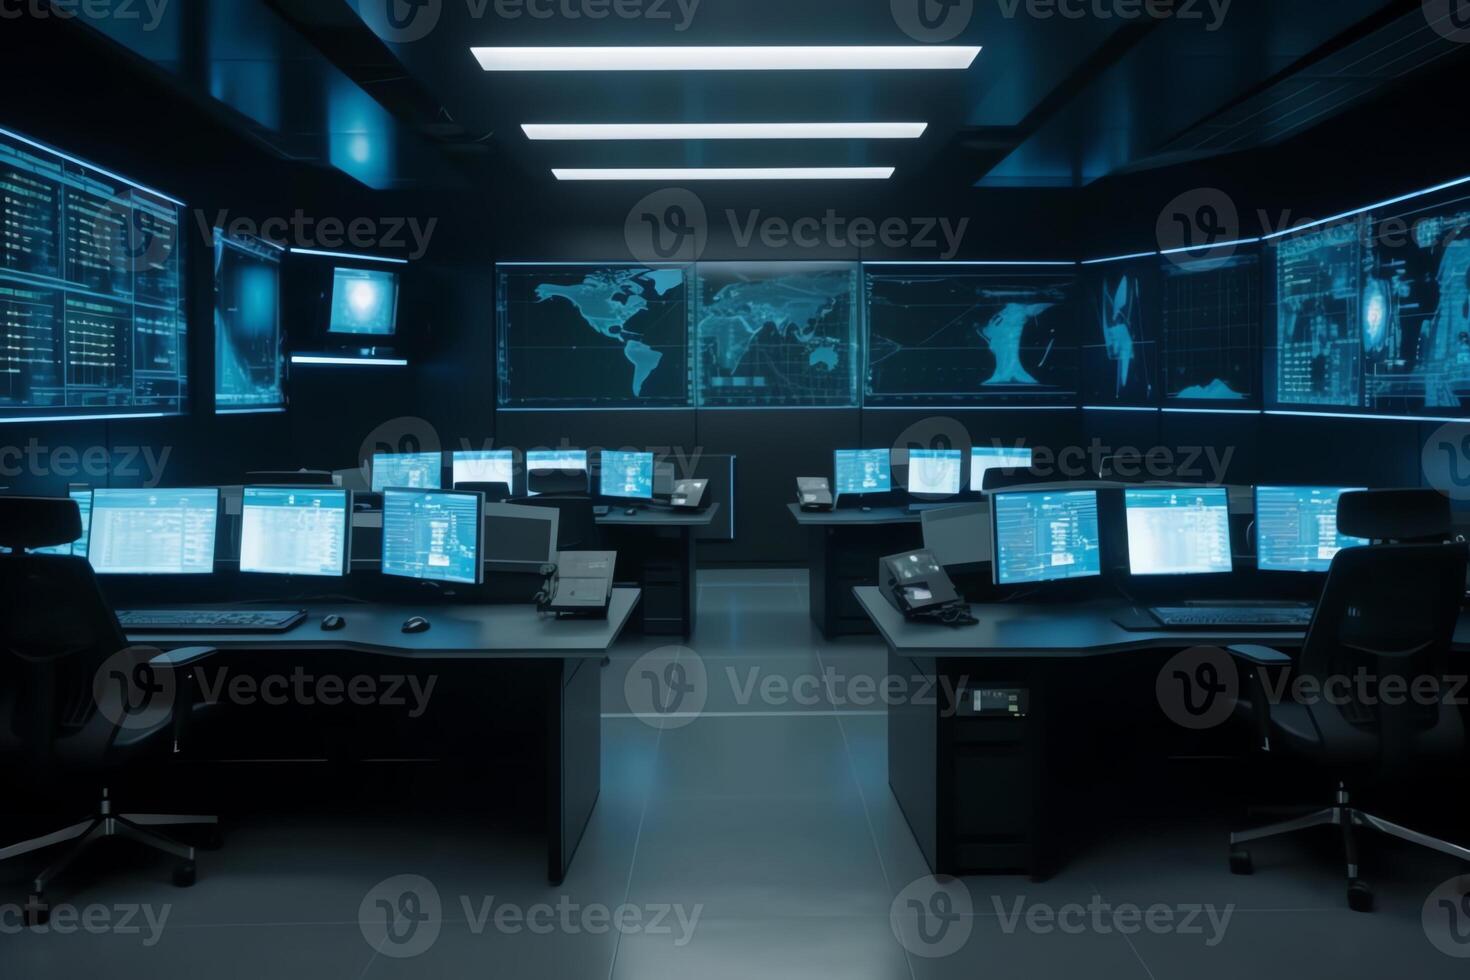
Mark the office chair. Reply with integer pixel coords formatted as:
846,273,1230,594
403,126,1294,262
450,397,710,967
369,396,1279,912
0,497,219,924
981,467,1072,493
517,496,598,553
1226,489,1470,912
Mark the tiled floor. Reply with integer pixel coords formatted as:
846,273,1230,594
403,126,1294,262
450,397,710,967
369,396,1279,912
3,569,1468,978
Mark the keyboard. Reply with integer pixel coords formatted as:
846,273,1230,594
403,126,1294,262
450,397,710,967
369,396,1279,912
117,609,307,634
1149,606,1314,631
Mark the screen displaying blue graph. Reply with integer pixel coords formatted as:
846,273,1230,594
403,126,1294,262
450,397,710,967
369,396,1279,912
34,489,92,557
1125,487,1232,576
89,489,218,575
907,449,962,496
1082,262,1159,405
381,489,482,585
372,452,441,492
696,262,859,408
214,232,283,410
834,449,892,496
864,267,1077,406
992,490,1101,585
240,487,350,577
1255,486,1368,572
1161,253,1259,403
600,451,654,500
452,450,514,489
330,268,399,336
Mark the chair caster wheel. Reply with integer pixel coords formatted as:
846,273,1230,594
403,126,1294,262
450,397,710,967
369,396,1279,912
1347,879,1373,913
173,860,197,888
1229,848,1253,875
24,897,48,927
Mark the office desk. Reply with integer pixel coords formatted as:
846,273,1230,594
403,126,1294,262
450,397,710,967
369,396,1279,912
597,505,719,638
128,591,639,884
788,504,922,638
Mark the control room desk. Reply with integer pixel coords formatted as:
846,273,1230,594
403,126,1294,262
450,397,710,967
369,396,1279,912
126,590,639,884
597,505,719,638
855,587,1470,878
788,504,922,639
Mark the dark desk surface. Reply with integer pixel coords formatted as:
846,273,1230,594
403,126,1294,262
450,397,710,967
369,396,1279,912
786,503,921,526
855,587,1470,659
125,589,639,660
596,504,720,527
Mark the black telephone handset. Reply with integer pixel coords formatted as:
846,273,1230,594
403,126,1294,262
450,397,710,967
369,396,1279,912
882,549,977,627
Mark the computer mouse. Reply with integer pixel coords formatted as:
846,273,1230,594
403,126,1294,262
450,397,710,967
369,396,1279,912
401,616,431,634
625,508,638,516
321,615,346,631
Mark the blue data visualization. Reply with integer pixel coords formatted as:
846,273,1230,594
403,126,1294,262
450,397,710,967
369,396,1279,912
380,489,483,585
452,450,515,489
1125,487,1232,576
971,446,1033,492
330,268,399,336
992,490,1101,585
34,489,92,557
1082,262,1159,405
1255,486,1368,572
600,451,654,500
89,489,219,575
239,487,350,577
214,232,284,410
1161,253,1260,404
907,449,963,496
834,449,892,496
372,452,441,492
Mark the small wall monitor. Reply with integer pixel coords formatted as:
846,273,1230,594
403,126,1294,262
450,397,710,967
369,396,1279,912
972,446,1034,492
834,449,892,496
329,267,400,336
1255,486,1369,573
453,450,514,489
35,489,92,557
1125,487,1233,576
371,452,442,492
600,450,655,500
380,488,484,585
907,449,963,497
992,490,1101,585
89,488,219,575
240,487,351,577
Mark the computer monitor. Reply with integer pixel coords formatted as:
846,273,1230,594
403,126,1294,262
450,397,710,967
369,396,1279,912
834,449,892,497
35,488,92,557
526,450,588,496
329,267,400,337
1125,487,1233,576
600,451,655,501
1255,486,1369,573
991,490,1102,585
371,452,442,492
453,450,515,490
907,449,963,497
484,502,559,572
239,487,351,577
380,488,484,585
972,446,1034,493
89,489,220,575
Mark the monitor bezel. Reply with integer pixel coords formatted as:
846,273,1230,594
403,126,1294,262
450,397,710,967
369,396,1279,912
990,488,1103,586
326,265,401,338
89,487,221,576
239,485,354,578
598,450,656,501
1123,486,1234,577
1253,485,1369,574
906,448,964,499
379,487,485,586
832,448,893,498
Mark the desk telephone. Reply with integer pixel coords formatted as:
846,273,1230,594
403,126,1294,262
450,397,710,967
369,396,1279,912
880,549,977,627
796,477,834,511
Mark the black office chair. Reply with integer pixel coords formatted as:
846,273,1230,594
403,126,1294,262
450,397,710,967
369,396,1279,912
1226,489,1470,912
0,497,218,924
517,496,598,553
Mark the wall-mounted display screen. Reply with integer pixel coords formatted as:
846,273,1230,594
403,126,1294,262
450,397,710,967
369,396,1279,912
0,127,187,421
695,262,859,408
497,264,690,408
1081,261,1159,406
214,232,284,410
1161,253,1260,404
329,267,399,336
864,267,1077,406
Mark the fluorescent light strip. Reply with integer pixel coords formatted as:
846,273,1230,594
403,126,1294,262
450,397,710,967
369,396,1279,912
0,126,185,206
0,412,169,424
1158,237,1260,255
1081,250,1158,265
1161,407,1261,415
289,248,409,265
865,405,1076,412
474,46,981,72
523,122,927,141
554,167,893,181
1083,406,1160,412
291,355,409,366
217,407,286,414
1260,174,1470,241
865,260,1077,267
1265,409,1463,423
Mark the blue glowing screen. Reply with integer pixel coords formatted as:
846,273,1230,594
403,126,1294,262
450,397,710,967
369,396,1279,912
834,449,892,496
89,488,218,575
1255,486,1369,573
992,490,1101,585
372,452,441,492
600,451,654,500
330,268,399,336
380,489,482,585
1125,487,1233,576
240,487,350,577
